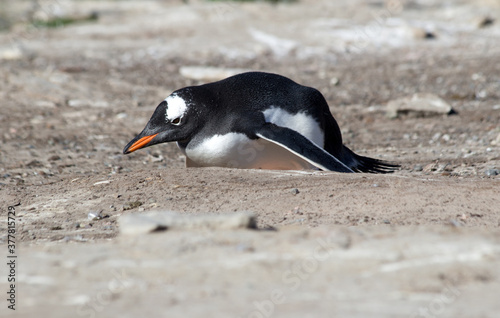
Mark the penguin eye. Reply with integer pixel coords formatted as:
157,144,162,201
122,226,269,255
171,117,181,125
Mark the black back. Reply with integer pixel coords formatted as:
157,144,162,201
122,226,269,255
179,72,344,156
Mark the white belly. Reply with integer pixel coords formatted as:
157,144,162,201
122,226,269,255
182,133,315,170
181,107,324,170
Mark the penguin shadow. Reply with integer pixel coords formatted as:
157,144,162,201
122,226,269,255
225,140,267,169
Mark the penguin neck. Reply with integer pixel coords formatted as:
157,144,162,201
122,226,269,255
177,139,190,151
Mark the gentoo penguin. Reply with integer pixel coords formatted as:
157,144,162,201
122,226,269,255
123,72,398,173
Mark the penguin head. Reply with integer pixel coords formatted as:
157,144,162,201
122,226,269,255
123,91,201,154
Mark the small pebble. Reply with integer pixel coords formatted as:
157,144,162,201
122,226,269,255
330,77,340,86
35,100,57,108
93,180,111,186
484,169,499,176
48,155,61,161
0,47,23,60
123,201,143,211
63,235,85,242
291,188,300,195
68,99,88,107
413,164,423,172
88,211,102,221
236,244,255,253
477,16,494,28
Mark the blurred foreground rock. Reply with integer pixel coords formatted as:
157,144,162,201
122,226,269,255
179,66,250,81
386,93,455,118
120,211,257,235
13,226,500,318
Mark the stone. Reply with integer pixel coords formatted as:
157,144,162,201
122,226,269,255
411,27,436,39
48,155,61,161
119,211,257,235
179,66,249,81
90,101,109,108
423,163,438,173
484,169,499,176
386,93,455,118
68,99,88,107
35,101,57,108
67,100,109,108
93,180,111,186
26,160,44,168
330,77,340,86
88,211,103,221
476,16,494,28
248,28,297,57
0,47,23,60
490,133,500,146
123,201,143,211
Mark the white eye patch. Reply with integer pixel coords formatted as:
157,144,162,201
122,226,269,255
165,94,188,122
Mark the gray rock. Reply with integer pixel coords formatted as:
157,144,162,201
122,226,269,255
88,211,103,221
179,66,249,81
119,211,257,235
386,93,455,118
422,163,436,173
248,28,297,57
0,47,23,60
67,100,109,108
484,169,499,176
68,99,88,107
491,133,500,146
48,155,61,161
330,77,340,86
35,101,57,108
476,16,494,28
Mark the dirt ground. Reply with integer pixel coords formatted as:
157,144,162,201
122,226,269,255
1,0,500,317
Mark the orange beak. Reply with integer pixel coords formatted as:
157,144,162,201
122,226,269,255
125,133,158,153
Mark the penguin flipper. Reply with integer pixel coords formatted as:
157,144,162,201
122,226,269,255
255,123,354,173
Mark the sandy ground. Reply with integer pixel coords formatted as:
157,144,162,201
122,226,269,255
1,0,500,317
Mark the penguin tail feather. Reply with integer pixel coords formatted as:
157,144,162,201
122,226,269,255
342,146,399,174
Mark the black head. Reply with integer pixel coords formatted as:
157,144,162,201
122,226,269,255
123,90,202,154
